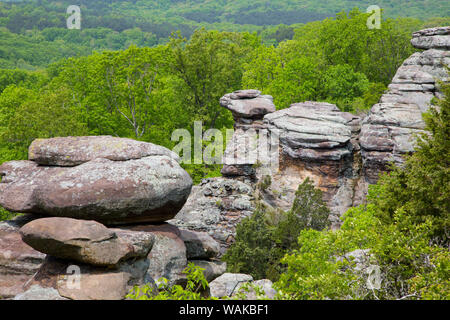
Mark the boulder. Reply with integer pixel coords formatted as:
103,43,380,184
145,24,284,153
209,273,253,298
20,217,154,266
22,256,153,300
28,135,180,166
190,260,227,282
0,215,45,299
0,154,193,225
180,229,220,260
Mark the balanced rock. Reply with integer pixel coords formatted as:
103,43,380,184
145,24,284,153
220,90,276,121
0,137,193,225
20,217,155,266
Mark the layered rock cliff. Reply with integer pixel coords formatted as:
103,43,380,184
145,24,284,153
212,27,449,229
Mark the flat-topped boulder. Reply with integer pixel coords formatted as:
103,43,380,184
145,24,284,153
0,138,193,225
220,90,276,120
0,215,46,299
359,27,449,186
29,135,180,166
20,218,155,266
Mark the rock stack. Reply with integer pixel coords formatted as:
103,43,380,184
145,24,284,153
359,26,450,185
219,92,361,227
0,136,225,300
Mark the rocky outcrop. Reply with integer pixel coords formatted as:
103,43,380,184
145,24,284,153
220,94,361,226
219,27,449,226
360,26,449,187
0,137,225,300
0,136,192,225
20,217,155,266
171,177,255,253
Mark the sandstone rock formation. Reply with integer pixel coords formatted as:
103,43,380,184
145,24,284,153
218,27,449,227
0,137,224,300
0,136,192,225
171,177,255,253
220,94,362,226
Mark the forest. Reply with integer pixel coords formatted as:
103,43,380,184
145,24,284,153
0,1,448,301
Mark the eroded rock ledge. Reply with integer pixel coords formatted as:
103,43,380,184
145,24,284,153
216,27,449,227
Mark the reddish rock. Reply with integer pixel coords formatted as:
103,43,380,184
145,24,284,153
28,135,180,167
20,217,154,266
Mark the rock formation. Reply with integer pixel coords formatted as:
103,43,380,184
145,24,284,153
171,177,255,254
0,27,448,300
217,27,449,227
360,26,449,187
0,136,192,225
0,137,224,300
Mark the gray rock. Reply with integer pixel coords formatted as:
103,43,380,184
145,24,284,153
209,273,254,298
121,223,188,287
170,178,255,253
28,135,180,166
20,217,154,266
180,230,220,260
233,279,278,300
14,285,67,300
220,90,276,120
